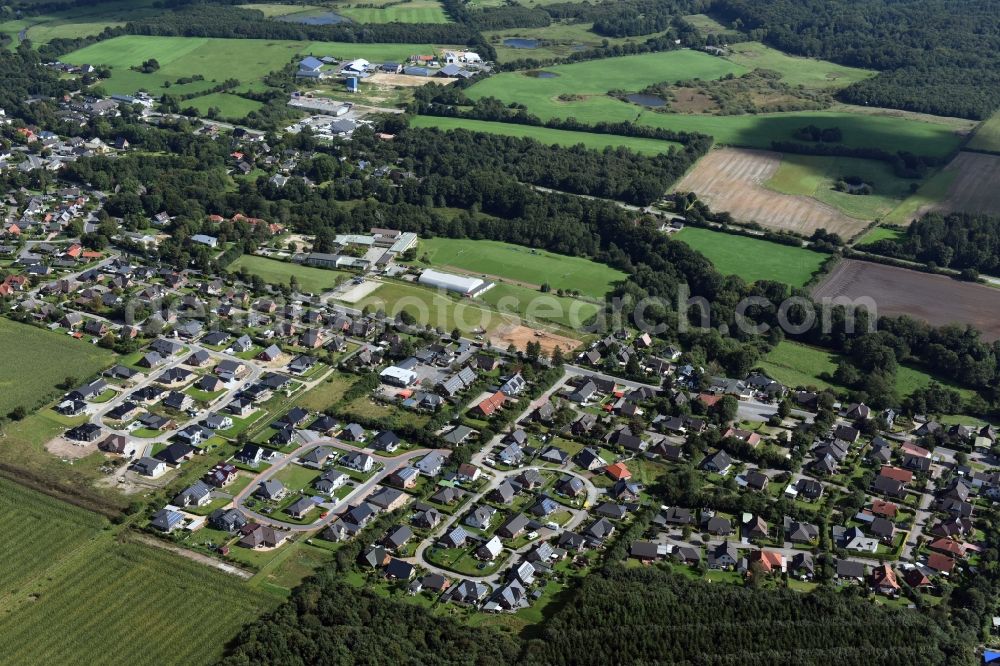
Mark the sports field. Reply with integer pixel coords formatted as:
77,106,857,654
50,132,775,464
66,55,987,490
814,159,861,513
416,237,626,298
673,227,827,287
466,54,965,157
967,110,1000,154
228,255,350,293
480,283,601,328
61,36,440,113
338,0,451,23
0,530,276,665
410,116,681,155
0,317,115,417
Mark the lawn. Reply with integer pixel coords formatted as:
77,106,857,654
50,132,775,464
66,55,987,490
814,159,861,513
467,55,964,158
0,478,108,597
765,153,920,222
0,535,277,666
61,36,442,115
185,92,264,120
723,41,875,90
415,237,626,298
0,317,116,417
967,109,1000,155
338,0,451,23
673,227,828,286
228,254,350,293
410,115,682,155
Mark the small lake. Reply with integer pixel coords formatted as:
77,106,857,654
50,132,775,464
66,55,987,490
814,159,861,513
504,38,539,49
277,11,349,25
526,70,559,78
625,93,668,107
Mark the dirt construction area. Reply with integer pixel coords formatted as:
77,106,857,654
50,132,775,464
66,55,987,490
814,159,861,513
367,72,457,87
812,259,1000,341
922,152,1000,217
489,324,581,354
673,148,869,238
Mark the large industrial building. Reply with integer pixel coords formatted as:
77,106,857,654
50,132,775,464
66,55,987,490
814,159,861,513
418,269,493,297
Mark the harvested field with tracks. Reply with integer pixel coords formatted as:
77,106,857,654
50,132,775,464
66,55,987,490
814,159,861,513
812,259,1000,341
673,148,869,238
919,152,1000,217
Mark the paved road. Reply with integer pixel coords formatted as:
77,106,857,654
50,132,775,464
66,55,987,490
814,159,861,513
230,439,449,533
407,466,599,585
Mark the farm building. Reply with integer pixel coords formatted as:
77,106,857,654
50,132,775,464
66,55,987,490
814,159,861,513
418,269,492,297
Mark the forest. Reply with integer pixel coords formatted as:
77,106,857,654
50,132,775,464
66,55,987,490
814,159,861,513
859,212,1000,277
710,0,1000,119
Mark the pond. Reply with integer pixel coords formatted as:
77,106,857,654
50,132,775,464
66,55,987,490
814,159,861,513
526,70,559,78
625,93,668,107
504,38,539,49
277,11,350,25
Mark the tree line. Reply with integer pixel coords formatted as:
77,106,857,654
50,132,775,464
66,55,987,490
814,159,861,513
710,0,1000,119
859,212,1000,278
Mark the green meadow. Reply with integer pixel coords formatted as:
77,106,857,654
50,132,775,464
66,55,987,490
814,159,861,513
765,153,918,222
228,255,350,293
338,0,451,23
723,42,875,90
967,110,1000,154
410,116,681,155
62,36,440,112
416,237,626,298
0,0,160,45
673,227,828,287
466,50,965,158
482,21,671,63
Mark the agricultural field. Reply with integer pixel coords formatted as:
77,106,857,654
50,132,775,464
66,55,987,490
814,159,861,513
409,116,681,155
415,237,626,299
61,36,440,115
900,152,1000,219
672,148,871,238
967,109,1000,154
482,21,670,63
813,259,1000,341
0,534,277,666
0,478,108,597
672,227,828,287
722,42,875,90
337,0,451,23
765,153,919,224
0,0,160,45
0,317,115,417
466,57,964,157
228,255,350,293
